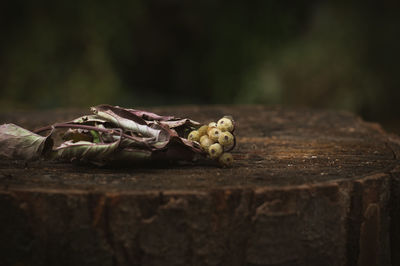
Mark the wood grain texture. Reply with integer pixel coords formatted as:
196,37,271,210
0,105,399,266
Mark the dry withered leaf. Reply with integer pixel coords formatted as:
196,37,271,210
0,105,210,166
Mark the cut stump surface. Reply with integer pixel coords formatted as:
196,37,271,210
0,105,399,266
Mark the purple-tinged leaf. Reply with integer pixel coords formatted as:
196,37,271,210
127,108,200,128
0,123,53,160
159,118,200,129
108,148,152,164
35,122,156,147
127,108,175,121
115,135,153,150
63,129,93,143
54,138,120,165
92,104,147,125
91,105,166,140
151,137,203,162
72,115,107,124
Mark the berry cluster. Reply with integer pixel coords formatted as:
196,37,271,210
187,116,235,167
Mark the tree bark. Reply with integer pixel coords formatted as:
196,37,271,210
0,105,399,266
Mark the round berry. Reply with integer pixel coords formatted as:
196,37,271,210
200,135,209,143
218,131,234,147
187,130,200,142
200,136,214,152
208,127,221,142
207,126,214,136
219,153,233,167
217,117,234,132
208,143,223,159
208,122,217,128
197,125,208,137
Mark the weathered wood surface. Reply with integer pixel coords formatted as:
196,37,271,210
0,105,399,266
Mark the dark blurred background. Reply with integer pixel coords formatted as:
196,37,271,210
1,1,399,133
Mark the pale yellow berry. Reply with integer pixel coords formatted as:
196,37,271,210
208,143,223,159
217,117,234,132
188,130,200,142
200,135,210,143
198,125,208,137
218,131,234,147
208,122,217,128
207,126,214,136
219,153,234,167
208,127,221,142
200,136,214,152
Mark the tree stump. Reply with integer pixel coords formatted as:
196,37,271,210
0,105,399,266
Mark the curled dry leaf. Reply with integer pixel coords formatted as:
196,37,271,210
0,123,53,160
91,104,165,141
54,132,122,165
127,108,175,121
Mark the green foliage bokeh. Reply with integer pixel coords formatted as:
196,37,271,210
0,1,399,130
